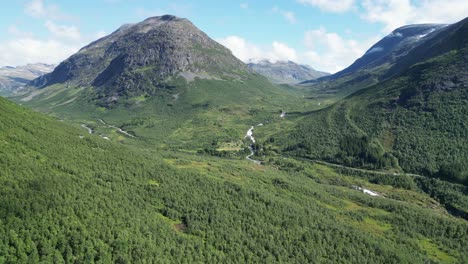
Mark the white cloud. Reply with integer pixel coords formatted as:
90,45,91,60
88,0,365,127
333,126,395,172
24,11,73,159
24,0,46,18
45,21,81,40
217,36,298,63
0,26,107,66
0,37,81,66
0,23,110,66
298,0,355,13
218,32,378,73
302,27,379,72
361,0,468,32
272,7,297,24
24,0,74,21
7,26,34,38
240,3,249,9
217,36,264,61
0,1,104,67
271,42,298,61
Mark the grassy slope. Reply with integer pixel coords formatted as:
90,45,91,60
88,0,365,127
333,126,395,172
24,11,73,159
1,95,467,263
16,73,324,151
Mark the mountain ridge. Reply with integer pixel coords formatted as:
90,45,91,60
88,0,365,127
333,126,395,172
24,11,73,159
302,23,448,85
0,63,55,96
247,60,329,84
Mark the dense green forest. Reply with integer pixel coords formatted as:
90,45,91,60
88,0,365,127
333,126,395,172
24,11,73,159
1,95,467,263
275,47,467,185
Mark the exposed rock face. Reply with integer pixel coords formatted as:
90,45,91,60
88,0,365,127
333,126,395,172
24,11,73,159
32,15,248,97
0,64,54,95
247,60,329,84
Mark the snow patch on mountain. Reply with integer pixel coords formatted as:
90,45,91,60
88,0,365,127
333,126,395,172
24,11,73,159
366,47,384,54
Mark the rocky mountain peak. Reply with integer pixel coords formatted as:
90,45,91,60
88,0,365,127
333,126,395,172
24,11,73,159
31,15,248,98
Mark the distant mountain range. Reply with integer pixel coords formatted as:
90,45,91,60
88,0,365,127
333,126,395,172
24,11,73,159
247,60,329,84
0,63,54,95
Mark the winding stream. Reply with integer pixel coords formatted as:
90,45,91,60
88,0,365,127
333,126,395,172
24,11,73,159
81,124,93,134
98,119,135,138
352,185,381,196
244,125,262,165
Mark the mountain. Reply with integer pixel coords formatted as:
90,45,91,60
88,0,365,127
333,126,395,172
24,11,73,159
19,15,306,151
32,15,248,100
247,60,329,84
299,23,450,98
0,63,54,96
271,17,468,185
327,23,448,80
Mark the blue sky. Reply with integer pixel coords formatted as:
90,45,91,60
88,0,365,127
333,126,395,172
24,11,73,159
1,0,467,73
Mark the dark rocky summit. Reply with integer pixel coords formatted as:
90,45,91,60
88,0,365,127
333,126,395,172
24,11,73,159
32,15,249,97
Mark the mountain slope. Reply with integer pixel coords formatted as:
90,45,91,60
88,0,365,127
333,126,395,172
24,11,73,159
329,23,447,80
299,23,450,98
0,63,54,96
247,60,329,84
1,96,467,263
273,17,468,185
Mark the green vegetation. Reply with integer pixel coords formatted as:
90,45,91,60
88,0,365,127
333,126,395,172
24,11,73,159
275,48,468,185
1,93,467,263
16,72,320,152
3,16,467,263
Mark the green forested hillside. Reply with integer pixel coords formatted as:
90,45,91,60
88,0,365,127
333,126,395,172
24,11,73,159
1,96,467,263
277,45,467,185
